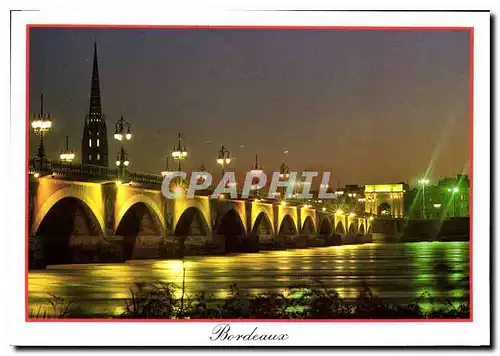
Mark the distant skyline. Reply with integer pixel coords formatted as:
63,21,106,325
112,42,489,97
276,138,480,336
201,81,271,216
28,27,471,187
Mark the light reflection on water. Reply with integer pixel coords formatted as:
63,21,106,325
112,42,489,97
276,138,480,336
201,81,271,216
28,242,469,317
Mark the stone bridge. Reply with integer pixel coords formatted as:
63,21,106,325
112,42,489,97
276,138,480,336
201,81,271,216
28,176,373,267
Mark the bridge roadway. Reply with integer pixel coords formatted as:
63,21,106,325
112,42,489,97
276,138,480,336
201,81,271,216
28,160,373,268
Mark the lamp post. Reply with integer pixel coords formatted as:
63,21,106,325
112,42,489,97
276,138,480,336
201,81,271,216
250,154,263,198
161,157,171,177
59,136,75,163
172,132,188,171
418,178,430,219
196,164,208,186
114,115,132,179
31,94,52,169
277,162,290,199
279,162,290,179
448,186,459,217
216,145,231,177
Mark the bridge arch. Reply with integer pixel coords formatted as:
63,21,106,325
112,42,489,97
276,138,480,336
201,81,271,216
278,214,297,235
251,212,274,237
34,197,103,265
174,206,210,237
335,221,345,235
250,203,274,236
32,185,105,237
215,209,247,253
301,215,316,235
116,194,166,233
348,222,356,235
115,201,165,260
318,217,333,236
377,201,392,217
359,223,365,235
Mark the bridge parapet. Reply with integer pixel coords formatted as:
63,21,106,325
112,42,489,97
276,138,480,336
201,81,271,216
29,158,163,185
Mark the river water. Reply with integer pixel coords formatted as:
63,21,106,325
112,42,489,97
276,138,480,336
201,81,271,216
28,241,470,317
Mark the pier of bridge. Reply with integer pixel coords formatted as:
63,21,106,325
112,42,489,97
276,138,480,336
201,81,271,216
28,167,373,267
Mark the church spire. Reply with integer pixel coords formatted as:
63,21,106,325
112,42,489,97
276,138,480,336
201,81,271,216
82,41,108,167
88,40,102,119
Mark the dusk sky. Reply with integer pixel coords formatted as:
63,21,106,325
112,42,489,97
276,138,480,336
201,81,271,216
29,28,470,187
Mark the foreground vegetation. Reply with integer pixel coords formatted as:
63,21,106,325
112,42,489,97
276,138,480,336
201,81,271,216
30,282,470,320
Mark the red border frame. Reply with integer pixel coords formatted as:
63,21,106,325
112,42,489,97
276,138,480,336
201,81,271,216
25,24,474,323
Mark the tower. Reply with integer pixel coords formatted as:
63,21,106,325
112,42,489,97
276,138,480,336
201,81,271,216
82,41,108,167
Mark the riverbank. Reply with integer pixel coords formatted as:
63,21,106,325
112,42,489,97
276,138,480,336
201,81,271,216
29,282,470,320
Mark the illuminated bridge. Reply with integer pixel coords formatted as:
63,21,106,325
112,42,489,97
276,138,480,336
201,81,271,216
28,159,374,267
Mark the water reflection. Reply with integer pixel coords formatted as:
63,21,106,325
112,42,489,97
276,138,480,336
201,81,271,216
28,242,470,317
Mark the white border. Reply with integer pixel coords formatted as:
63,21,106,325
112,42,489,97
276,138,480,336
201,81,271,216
8,9,490,346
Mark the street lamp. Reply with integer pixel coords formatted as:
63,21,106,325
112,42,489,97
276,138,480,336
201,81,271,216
279,162,290,179
31,94,52,167
217,145,231,177
250,155,263,198
448,186,459,217
418,178,430,219
172,132,188,171
114,115,132,179
59,136,75,163
196,164,208,185
114,115,132,141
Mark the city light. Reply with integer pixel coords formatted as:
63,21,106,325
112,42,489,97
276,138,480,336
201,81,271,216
115,115,132,179
281,201,287,206
336,209,343,215
172,132,188,170
279,162,290,179
33,172,40,178
31,94,52,164
173,185,184,197
322,207,326,212
217,145,231,177
418,177,430,219
60,136,76,163
349,213,356,217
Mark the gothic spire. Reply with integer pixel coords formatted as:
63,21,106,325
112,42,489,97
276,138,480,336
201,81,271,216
89,40,102,119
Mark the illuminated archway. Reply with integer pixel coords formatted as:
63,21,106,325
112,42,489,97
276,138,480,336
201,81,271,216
335,221,345,235
377,202,392,217
33,185,105,237
174,206,210,236
216,209,247,253
319,218,333,236
35,197,103,265
278,214,297,235
116,194,166,232
301,216,316,234
251,212,274,241
115,202,164,260
359,223,365,235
